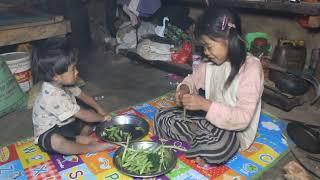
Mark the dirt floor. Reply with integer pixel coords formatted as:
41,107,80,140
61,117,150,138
1,10,320,179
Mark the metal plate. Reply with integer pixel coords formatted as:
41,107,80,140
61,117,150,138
113,141,177,178
95,115,149,143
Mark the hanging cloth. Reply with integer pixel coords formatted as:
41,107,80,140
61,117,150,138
137,0,161,17
128,0,140,16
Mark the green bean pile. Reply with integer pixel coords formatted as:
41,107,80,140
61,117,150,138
117,145,170,175
101,126,131,142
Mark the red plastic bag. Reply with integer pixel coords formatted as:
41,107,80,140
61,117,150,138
171,43,192,64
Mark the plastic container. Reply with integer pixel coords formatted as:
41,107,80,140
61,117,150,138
1,52,33,92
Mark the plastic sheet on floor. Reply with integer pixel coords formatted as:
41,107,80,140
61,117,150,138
0,92,289,179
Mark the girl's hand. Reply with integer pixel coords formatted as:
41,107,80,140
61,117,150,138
181,94,211,111
175,91,186,106
175,84,190,106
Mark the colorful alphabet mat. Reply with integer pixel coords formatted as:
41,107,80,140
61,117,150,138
0,92,289,180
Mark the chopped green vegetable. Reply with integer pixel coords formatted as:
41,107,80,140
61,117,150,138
117,143,171,175
101,126,131,142
135,126,143,131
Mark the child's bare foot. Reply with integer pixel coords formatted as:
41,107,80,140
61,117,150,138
195,157,209,167
92,143,114,152
80,125,94,136
76,135,97,145
51,134,115,155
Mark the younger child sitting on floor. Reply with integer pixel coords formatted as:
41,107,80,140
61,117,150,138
32,51,112,155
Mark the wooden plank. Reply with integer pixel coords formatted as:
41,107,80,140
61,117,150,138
163,0,320,15
0,20,71,47
211,1,320,15
0,11,52,25
0,15,64,31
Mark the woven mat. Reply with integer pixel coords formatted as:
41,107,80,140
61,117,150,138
0,92,288,179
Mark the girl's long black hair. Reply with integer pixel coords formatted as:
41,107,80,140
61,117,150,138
196,8,246,89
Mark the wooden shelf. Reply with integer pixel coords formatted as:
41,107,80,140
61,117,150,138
210,1,320,16
0,20,71,47
0,10,71,47
162,0,320,16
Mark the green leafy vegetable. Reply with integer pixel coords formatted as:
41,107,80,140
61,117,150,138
117,144,170,175
101,126,131,142
135,126,143,131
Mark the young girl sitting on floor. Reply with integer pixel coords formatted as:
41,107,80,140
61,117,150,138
33,51,112,155
154,8,264,166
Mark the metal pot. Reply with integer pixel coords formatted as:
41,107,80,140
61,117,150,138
287,122,320,154
275,74,310,96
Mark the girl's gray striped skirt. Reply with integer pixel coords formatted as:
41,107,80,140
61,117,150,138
154,107,239,164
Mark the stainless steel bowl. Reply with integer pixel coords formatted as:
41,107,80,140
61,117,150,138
113,141,177,178
95,115,149,143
